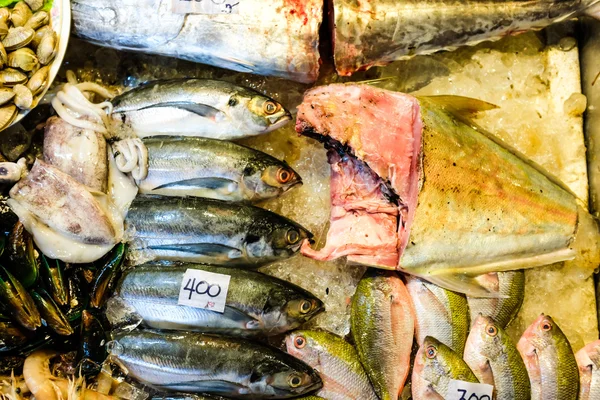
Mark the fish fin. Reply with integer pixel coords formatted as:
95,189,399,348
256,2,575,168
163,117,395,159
148,243,243,258
222,306,260,327
414,273,507,298
153,177,237,191
419,95,499,117
139,101,222,119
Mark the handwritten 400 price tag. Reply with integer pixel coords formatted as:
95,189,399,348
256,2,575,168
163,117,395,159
177,269,231,313
447,380,493,400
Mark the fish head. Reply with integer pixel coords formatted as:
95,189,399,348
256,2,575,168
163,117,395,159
246,218,312,261
242,160,302,200
416,336,472,389
285,330,322,368
517,313,558,357
262,286,324,333
468,314,505,359
232,93,291,133
249,356,322,397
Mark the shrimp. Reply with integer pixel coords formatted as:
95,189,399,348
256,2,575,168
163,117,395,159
0,371,29,400
23,350,115,400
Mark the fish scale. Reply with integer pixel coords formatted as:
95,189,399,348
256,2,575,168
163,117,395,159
406,275,468,354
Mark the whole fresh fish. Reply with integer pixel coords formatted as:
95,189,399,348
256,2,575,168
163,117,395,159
467,271,525,329
113,263,324,335
576,340,600,400
109,330,322,398
133,136,301,202
71,0,322,83
405,275,468,354
285,330,378,400
464,315,531,400
110,79,291,139
517,314,579,399
351,271,414,400
126,196,311,266
297,84,593,296
412,336,479,399
332,0,600,75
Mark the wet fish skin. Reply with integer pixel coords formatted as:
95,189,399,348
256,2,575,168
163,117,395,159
285,330,378,400
126,196,311,267
111,79,292,139
412,336,479,399
405,275,468,354
115,263,324,336
464,315,531,400
517,314,579,400
575,340,600,400
333,0,600,75
351,270,414,400
109,330,322,399
137,136,301,202
71,0,322,83
467,271,525,329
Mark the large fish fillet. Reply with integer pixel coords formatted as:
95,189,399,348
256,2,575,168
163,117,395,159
332,0,600,76
71,0,322,83
297,84,582,295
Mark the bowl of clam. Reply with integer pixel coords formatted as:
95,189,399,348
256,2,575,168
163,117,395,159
0,0,69,131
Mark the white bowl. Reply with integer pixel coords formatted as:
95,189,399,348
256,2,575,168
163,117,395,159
12,0,71,126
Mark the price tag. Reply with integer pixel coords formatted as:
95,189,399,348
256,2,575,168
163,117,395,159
447,380,493,400
171,0,240,15
177,269,231,313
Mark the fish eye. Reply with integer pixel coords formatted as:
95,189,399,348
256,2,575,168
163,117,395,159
288,373,303,388
486,324,498,336
263,100,279,115
294,336,306,349
287,229,300,244
299,300,312,314
276,168,294,184
426,346,437,359
541,321,552,331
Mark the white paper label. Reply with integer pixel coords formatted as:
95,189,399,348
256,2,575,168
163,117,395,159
177,269,231,313
171,0,240,15
447,380,493,400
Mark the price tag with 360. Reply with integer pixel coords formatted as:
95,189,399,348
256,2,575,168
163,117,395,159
447,380,493,400
177,269,231,313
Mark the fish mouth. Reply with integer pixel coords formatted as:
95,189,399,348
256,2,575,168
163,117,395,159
282,179,303,193
265,112,293,132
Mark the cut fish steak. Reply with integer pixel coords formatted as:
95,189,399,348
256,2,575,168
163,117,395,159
297,84,583,296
